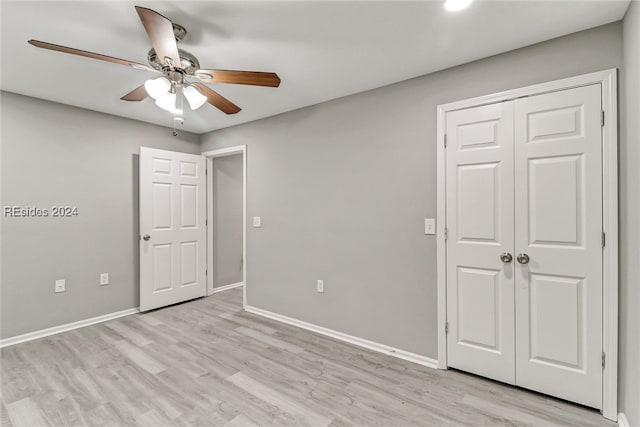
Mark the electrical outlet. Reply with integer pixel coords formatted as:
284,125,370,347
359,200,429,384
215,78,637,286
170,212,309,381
100,273,109,286
317,280,324,293
55,279,66,293
253,216,262,227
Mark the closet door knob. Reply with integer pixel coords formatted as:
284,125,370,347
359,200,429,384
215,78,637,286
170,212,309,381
517,253,530,264
142,234,151,241
500,252,513,263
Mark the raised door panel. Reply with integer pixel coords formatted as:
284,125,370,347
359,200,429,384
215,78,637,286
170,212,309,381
457,119,500,150
180,241,198,287
514,84,602,409
456,267,502,352
180,184,198,229
152,244,173,292
527,106,583,143
529,274,585,371
457,163,500,243
152,183,173,231
528,155,583,246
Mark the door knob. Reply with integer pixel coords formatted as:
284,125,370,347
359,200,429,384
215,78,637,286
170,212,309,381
500,252,513,263
517,253,530,264
142,234,151,241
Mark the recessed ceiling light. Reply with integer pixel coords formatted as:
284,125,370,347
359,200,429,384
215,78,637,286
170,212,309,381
444,0,473,12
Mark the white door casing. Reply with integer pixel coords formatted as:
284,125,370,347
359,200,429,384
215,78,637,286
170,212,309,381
202,145,247,307
140,147,206,312
514,84,603,408
437,69,618,420
445,101,516,384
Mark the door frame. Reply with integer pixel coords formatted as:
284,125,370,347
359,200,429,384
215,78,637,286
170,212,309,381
202,145,247,308
435,69,618,421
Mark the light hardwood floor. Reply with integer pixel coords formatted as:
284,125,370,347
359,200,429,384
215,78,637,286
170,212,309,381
1,288,613,427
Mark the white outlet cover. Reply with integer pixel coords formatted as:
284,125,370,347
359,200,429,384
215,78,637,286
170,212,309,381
100,273,109,285
253,216,262,227
55,279,66,293
317,279,324,293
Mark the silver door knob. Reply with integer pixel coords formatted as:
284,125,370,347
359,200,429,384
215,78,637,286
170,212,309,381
142,234,151,241
500,252,513,263
517,253,530,264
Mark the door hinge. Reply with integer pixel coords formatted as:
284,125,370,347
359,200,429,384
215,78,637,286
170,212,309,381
444,134,447,148
205,269,208,276
444,227,448,241
602,352,606,369
445,322,449,334
602,232,606,248
601,110,605,127
206,219,208,226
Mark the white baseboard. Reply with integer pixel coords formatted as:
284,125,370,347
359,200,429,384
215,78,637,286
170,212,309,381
618,413,630,427
209,282,244,295
244,305,438,369
0,307,140,348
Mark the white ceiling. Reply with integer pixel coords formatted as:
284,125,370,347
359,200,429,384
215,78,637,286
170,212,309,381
1,1,630,134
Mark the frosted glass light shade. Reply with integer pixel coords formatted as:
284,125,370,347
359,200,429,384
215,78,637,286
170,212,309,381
144,77,171,100
183,85,207,110
155,92,177,113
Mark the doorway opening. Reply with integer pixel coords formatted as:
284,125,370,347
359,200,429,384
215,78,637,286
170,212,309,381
203,146,247,307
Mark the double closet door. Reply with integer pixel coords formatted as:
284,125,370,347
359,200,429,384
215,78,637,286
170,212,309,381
445,84,603,409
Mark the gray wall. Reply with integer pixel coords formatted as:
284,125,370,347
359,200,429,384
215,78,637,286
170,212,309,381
201,22,623,358
212,154,244,288
0,92,200,339
1,18,635,420
620,2,640,425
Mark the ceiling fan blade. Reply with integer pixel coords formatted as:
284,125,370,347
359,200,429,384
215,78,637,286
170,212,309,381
120,85,148,101
195,70,281,87
28,40,154,71
135,6,181,68
194,83,241,115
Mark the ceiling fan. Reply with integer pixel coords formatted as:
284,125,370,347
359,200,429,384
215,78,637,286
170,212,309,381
28,5,281,124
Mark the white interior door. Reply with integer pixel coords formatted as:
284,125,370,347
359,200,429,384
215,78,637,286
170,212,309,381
445,101,516,384
140,147,206,312
514,84,603,408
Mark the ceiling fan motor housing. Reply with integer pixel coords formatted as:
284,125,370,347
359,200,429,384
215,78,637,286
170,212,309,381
147,48,201,76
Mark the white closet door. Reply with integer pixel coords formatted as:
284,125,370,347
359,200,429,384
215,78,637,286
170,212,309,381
139,147,207,312
514,84,603,408
446,101,516,384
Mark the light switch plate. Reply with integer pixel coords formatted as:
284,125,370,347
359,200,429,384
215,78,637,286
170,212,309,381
55,279,66,293
424,218,436,235
317,280,324,293
253,216,262,228
100,273,109,286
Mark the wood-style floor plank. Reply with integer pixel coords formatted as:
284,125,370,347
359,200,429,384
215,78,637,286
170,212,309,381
4,398,49,427
1,287,613,426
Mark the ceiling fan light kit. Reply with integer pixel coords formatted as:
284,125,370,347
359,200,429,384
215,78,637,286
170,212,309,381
144,77,171,100
183,85,208,110
27,5,281,128
155,92,179,114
